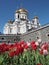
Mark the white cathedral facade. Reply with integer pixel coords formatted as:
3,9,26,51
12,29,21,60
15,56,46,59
3,8,40,34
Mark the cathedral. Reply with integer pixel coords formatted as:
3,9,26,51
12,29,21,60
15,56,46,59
0,8,49,43
3,8,40,34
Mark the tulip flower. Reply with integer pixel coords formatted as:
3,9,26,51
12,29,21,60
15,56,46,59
43,49,48,56
8,51,15,57
36,63,42,65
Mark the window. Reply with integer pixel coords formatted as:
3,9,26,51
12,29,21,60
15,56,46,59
18,15,19,18
2,38,4,40
10,28,12,33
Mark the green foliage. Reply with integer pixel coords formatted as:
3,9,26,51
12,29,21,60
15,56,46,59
0,49,49,65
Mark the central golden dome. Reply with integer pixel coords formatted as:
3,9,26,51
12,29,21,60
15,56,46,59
15,8,28,13
19,8,27,12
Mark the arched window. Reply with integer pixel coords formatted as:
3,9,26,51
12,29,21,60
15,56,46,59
18,15,19,18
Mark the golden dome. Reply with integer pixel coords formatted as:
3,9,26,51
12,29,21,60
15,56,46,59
34,16,38,19
18,8,27,13
8,20,13,24
15,8,28,13
15,10,20,13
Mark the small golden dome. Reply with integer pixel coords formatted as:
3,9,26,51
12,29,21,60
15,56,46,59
8,20,13,24
34,16,38,19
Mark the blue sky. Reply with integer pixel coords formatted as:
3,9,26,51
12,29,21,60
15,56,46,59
0,0,49,33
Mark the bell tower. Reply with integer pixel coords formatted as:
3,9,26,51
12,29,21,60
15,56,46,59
33,16,39,28
15,8,28,34
15,10,20,22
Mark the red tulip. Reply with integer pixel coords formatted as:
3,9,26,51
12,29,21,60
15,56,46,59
31,40,35,45
31,44,37,50
14,49,20,55
1,42,7,46
8,51,15,57
36,63,42,65
40,42,48,50
39,49,43,54
23,43,28,49
13,42,18,46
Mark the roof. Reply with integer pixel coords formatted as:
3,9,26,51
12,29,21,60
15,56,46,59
15,8,28,13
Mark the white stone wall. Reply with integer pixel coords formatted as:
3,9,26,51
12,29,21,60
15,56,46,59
15,13,20,21
20,23,27,34
3,23,10,34
12,25,18,34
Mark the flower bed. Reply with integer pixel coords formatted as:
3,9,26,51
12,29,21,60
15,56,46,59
0,40,49,65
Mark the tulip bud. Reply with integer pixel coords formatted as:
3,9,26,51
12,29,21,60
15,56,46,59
43,49,48,56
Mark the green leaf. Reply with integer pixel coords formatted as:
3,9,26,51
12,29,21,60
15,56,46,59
0,55,4,64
